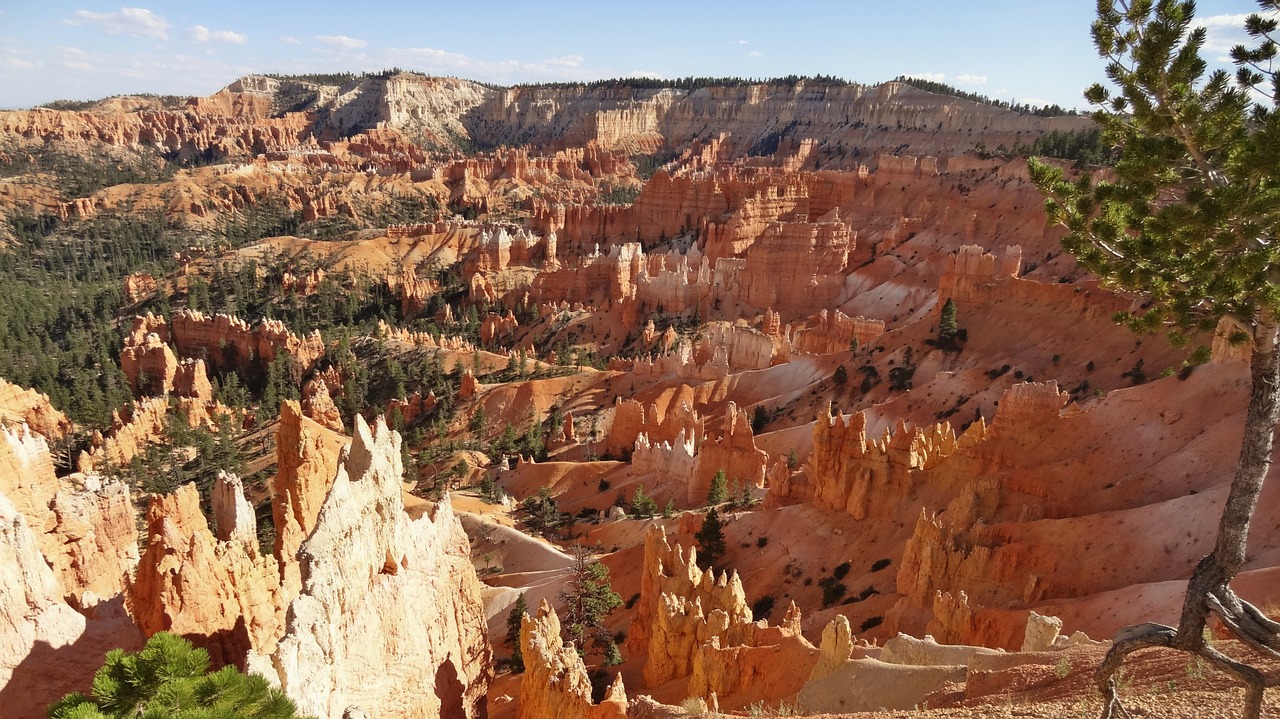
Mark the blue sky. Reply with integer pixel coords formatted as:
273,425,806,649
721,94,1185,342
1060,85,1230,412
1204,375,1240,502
0,1,1267,110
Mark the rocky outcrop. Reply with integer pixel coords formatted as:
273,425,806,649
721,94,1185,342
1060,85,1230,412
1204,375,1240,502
121,330,179,397
629,525,753,686
480,311,519,345
171,310,325,377
0,421,137,606
123,272,157,304
301,378,344,432
785,309,886,355
0,378,71,440
0,487,143,719
46,476,139,608
518,601,627,719
387,391,437,429
768,407,987,520
266,414,491,719
128,481,284,668
273,401,341,597
689,402,769,503
76,396,170,474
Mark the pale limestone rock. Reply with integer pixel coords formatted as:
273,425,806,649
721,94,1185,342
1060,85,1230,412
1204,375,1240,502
810,615,854,681
879,632,1003,667
268,415,490,719
798,657,966,713
1021,611,1063,653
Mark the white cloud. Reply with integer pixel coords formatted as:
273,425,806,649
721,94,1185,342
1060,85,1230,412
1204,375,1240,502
314,35,367,50
738,39,749,45
545,55,583,68
3,57,36,69
1194,11,1280,54
628,70,665,79
55,46,104,72
65,7,170,39
380,46,602,85
188,25,247,45
281,36,301,45
747,51,763,57
955,73,987,85
904,72,945,83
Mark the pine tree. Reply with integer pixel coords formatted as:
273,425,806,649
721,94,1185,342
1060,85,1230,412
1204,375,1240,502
630,483,657,518
558,544,622,656
694,507,726,569
1028,4,1280,717
506,594,528,673
832,364,848,386
938,298,959,342
48,632,307,719
705,469,728,505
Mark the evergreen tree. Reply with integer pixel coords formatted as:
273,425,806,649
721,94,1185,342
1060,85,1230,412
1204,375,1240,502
47,632,308,719
1029,4,1280,717
832,364,848,386
558,544,622,657
705,469,728,505
938,298,959,342
694,507,726,569
506,594,528,673
630,484,657,518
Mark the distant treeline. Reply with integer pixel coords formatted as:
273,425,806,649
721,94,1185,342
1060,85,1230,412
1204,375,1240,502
518,74,859,91
892,76,1079,117
262,72,359,87
37,93,189,112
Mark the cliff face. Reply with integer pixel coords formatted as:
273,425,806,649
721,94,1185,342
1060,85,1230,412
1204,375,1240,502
468,81,1088,160
267,415,491,719
0,420,137,607
171,310,325,378
0,488,143,719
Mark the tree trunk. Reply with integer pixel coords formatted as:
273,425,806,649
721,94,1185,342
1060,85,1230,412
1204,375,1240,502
1098,312,1280,719
1176,312,1280,645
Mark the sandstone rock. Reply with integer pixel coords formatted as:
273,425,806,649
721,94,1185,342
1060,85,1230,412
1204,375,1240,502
0,377,71,441
879,632,1003,667
123,272,157,304
0,420,138,606
629,525,754,687
128,482,284,667
0,487,143,719
121,331,179,396
76,396,170,474
797,657,966,714
273,400,342,597
171,309,324,378
460,370,479,399
47,476,139,607
267,414,491,719
301,378,344,433
518,600,626,719
809,615,854,681
212,472,257,544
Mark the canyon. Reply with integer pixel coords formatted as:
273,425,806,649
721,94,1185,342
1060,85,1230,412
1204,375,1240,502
0,71,1268,719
